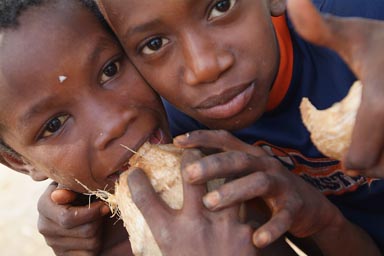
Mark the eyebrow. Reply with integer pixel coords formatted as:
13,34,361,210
18,36,116,130
18,94,57,132
88,36,115,67
123,19,163,42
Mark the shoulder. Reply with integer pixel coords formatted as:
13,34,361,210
314,0,384,19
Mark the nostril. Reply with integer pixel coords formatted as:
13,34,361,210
184,62,221,86
94,130,110,150
184,50,234,86
94,110,136,150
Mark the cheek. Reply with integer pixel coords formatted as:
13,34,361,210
27,146,87,183
140,69,177,100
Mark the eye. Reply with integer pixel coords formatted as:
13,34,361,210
100,60,121,83
40,115,69,139
208,0,236,20
141,37,170,55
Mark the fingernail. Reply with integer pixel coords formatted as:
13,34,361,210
185,163,201,182
173,133,189,144
100,205,111,216
203,191,221,209
253,231,271,248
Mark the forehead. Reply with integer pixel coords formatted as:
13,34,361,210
101,0,198,23
0,1,112,133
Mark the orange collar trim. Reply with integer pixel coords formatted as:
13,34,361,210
266,15,294,112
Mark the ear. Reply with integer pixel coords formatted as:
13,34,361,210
269,0,286,17
0,150,48,181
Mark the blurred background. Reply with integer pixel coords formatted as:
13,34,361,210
0,165,53,255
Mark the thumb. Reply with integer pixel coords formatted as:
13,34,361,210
50,183,78,205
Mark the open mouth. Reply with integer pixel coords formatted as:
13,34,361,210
107,128,166,181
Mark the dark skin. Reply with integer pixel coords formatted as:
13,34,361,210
286,0,384,178
99,0,282,131
38,0,384,255
127,149,259,256
173,130,380,255
0,1,168,255
0,1,270,255
97,0,381,253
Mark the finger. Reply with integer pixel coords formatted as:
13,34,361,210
127,168,171,231
48,235,101,251
344,152,384,179
38,198,109,229
287,0,334,46
287,0,358,58
287,0,379,73
183,151,260,184
180,149,209,213
252,209,294,248
345,88,384,170
174,130,266,157
38,210,104,237
203,171,275,210
51,188,78,205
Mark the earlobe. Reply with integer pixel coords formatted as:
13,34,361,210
0,151,48,181
270,0,286,17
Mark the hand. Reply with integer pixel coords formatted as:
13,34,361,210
173,130,342,248
127,148,259,256
37,182,110,256
287,0,384,178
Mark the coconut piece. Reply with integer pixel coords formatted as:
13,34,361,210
300,81,362,160
114,142,224,256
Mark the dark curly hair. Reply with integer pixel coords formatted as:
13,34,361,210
0,0,107,30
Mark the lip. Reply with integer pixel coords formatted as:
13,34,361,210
107,128,167,181
195,82,255,119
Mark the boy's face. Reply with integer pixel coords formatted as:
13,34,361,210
0,1,170,192
99,0,284,130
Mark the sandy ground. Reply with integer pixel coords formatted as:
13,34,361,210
0,165,54,256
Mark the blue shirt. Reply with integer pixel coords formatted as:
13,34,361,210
164,0,384,250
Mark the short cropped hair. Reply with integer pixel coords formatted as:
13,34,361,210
0,0,107,30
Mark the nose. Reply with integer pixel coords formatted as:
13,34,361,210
93,107,137,150
182,32,234,86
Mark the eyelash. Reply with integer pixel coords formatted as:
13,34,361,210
138,0,236,56
99,57,122,84
140,37,170,56
38,114,70,140
208,0,236,20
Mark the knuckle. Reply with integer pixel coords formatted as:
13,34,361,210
251,172,271,194
214,129,231,137
81,223,99,238
234,151,254,168
37,218,49,234
86,237,102,251
57,210,75,228
238,225,254,241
